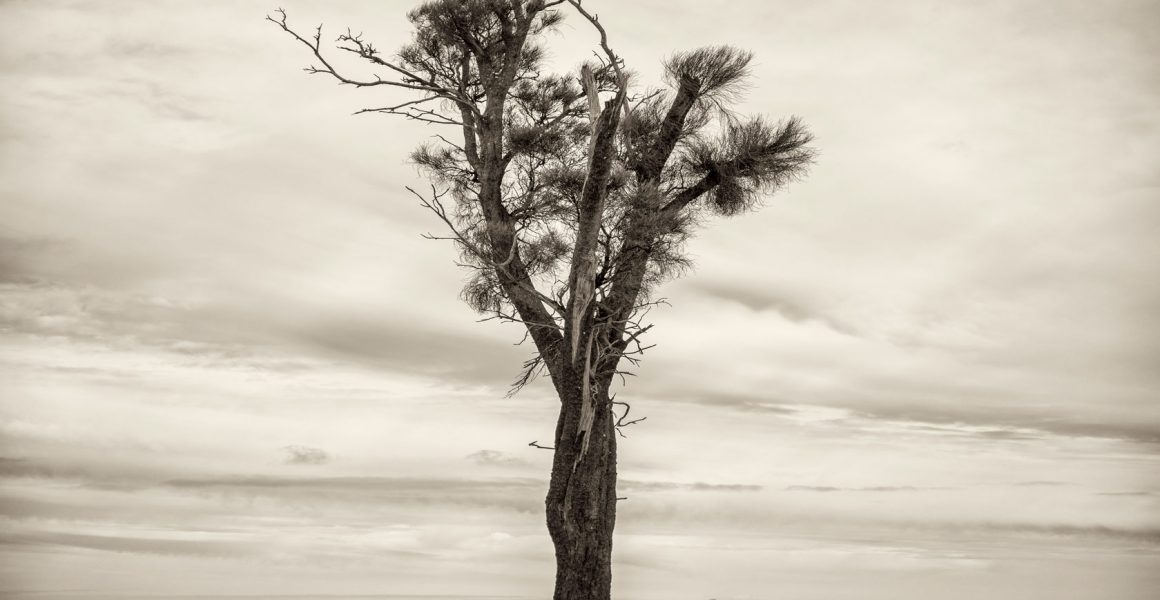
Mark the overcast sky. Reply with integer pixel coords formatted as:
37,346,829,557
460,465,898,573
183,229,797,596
1,1,1158,598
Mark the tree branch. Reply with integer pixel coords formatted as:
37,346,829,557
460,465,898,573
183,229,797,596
267,9,479,113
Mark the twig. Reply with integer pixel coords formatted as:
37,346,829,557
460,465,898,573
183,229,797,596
612,399,647,438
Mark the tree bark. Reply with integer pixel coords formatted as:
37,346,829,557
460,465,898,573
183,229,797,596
546,371,618,600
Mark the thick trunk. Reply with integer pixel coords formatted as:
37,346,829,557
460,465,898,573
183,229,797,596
546,375,618,600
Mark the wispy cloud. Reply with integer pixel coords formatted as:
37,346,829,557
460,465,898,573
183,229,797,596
621,480,763,493
783,485,938,493
2,531,260,558
163,475,546,512
466,450,530,467
282,445,330,465
688,280,856,335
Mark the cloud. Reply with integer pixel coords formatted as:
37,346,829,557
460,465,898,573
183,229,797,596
846,406,1160,446
621,480,763,493
282,445,329,465
164,475,541,492
0,275,526,388
656,391,804,416
0,456,95,481
163,475,546,512
0,457,45,478
688,280,856,335
1,531,258,558
959,522,1160,545
466,449,529,467
649,378,1160,445
0,234,65,283
784,485,930,493
282,314,525,385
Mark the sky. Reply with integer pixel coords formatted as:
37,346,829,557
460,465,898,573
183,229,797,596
1,0,1158,598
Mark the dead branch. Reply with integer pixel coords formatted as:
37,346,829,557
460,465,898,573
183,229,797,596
565,1,624,84
612,399,647,438
266,9,479,113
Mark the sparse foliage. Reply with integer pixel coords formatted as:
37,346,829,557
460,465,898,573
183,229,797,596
270,2,813,598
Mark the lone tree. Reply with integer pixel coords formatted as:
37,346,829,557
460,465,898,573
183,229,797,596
270,1,813,598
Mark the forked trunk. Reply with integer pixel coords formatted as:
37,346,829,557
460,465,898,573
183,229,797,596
546,377,618,600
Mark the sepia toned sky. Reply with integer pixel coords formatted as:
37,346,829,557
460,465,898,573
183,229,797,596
2,0,1158,598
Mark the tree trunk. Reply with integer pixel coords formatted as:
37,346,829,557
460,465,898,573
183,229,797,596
546,375,618,600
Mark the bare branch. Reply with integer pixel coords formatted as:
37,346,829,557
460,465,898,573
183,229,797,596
612,399,647,432
565,1,625,84
266,9,479,113
354,97,464,125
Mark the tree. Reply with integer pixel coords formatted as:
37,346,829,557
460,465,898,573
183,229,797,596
269,2,813,598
